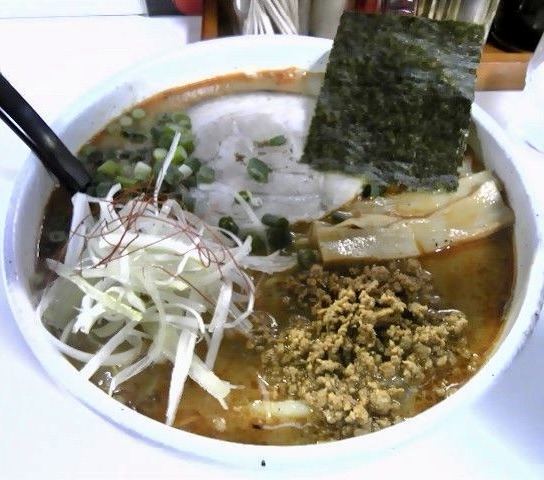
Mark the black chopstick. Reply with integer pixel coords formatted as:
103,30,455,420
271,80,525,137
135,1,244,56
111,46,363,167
0,72,91,194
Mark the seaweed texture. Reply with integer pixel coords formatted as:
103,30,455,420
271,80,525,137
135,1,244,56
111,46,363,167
301,12,485,191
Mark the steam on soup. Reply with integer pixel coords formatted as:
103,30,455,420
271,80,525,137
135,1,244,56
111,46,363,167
37,71,514,446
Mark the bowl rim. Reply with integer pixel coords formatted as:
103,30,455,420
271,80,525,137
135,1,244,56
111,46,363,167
3,35,544,470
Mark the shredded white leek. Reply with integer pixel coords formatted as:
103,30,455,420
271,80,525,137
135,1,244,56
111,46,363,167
249,399,312,420
154,130,181,207
38,135,295,426
166,330,197,426
79,321,138,380
189,355,233,409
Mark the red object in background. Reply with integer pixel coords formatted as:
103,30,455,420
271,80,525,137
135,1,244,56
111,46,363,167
351,0,417,15
173,0,203,15
353,0,380,12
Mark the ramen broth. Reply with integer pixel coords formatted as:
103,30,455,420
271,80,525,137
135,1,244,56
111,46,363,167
37,72,514,445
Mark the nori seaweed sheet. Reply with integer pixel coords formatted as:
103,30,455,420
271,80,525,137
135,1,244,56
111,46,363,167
301,12,485,191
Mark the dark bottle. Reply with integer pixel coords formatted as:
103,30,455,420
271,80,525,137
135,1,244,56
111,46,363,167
489,0,544,52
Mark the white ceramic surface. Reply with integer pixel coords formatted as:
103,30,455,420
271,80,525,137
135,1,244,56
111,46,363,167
3,35,544,470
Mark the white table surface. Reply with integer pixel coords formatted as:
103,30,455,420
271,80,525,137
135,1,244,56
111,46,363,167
0,15,543,480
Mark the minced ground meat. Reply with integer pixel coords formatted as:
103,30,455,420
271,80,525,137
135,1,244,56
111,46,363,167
251,258,478,441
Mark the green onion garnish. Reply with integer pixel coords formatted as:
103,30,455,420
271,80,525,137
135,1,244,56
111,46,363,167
153,147,168,163
218,216,239,235
266,227,292,250
247,157,271,183
120,128,147,144
116,175,139,188
261,214,289,230
134,161,152,181
171,145,188,165
184,157,202,174
130,108,146,120
256,134,287,147
171,112,191,128
196,165,216,184
236,190,252,204
118,115,133,127
95,182,114,197
297,249,317,269
97,159,121,177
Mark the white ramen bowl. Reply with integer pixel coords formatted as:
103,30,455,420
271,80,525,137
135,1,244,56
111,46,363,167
3,36,544,469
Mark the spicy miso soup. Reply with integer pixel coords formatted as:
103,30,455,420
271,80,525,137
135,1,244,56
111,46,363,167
37,71,514,446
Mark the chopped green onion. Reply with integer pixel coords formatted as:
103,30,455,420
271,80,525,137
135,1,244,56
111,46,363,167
236,190,252,204
251,196,263,208
247,157,271,183
134,162,152,181
182,193,195,212
95,182,114,197
121,163,133,176
179,131,195,154
297,249,317,269
131,108,146,120
164,165,182,186
79,144,96,158
155,112,170,125
117,150,131,161
120,128,147,144
171,145,188,165
156,126,180,149
129,151,145,163
153,147,168,163
184,157,202,174
218,216,239,235
116,175,139,188
236,191,263,208
182,175,197,188
246,232,266,254
106,122,120,135
256,134,287,147
152,160,163,176
196,165,216,184
119,115,133,127
266,227,292,250
153,117,194,151
167,122,183,133
171,112,191,128
97,159,122,177
330,210,352,224
178,164,192,179
87,149,106,165
261,214,289,230
361,182,384,198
